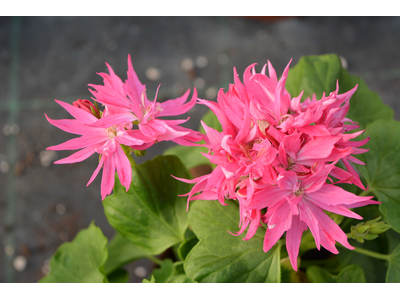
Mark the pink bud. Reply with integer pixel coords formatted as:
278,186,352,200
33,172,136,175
73,99,101,118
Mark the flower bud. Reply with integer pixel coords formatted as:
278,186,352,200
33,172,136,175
368,222,391,235
356,224,370,234
73,99,101,119
348,216,391,244
365,216,381,226
364,233,379,240
356,236,365,243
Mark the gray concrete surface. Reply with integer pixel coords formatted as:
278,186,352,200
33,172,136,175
1,16,400,282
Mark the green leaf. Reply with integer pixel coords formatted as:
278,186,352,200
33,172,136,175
147,261,186,283
286,54,393,130
167,261,186,283
339,68,394,130
184,200,281,283
200,109,223,133
336,236,387,283
152,259,175,283
356,120,400,233
107,268,129,283
142,275,156,283
103,155,191,255
104,233,150,275
163,146,210,169
387,244,400,282
286,54,342,101
307,265,366,283
39,222,108,283
178,235,199,261
173,275,197,283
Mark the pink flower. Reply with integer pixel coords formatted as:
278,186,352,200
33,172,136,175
87,55,204,148
177,59,379,271
46,56,204,200
46,100,143,200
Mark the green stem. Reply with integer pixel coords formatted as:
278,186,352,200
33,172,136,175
358,190,372,197
338,244,390,261
127,154,136,168
146,255,163,266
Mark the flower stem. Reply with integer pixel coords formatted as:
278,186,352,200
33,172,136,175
358,190,372,197
338,244,390,261
146,255,163,266
127,154,136,168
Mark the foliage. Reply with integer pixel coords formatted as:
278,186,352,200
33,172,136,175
41,53,400,283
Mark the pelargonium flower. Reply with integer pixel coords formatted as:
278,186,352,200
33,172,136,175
87,55,204,149
176,59,379,271
46,56,204,200
46,100,143,200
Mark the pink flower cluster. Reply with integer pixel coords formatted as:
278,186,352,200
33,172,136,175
46,55,203,200
178,60,379,271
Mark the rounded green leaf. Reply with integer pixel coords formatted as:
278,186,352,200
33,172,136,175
39,222,108,283
178,235,199,261
173,275,197,283
307,265,366,283
286,54,393,130
184,200,281,283
387,244,400,283
104,233,150,275
103,155,191,255
164,145,211,169
356,120,400,233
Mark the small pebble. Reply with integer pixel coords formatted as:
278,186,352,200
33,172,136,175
39,150,57,167
41,258,50,275
340,56,348,70
134,266,147,278
56,204,66,215
145,67,161,81
181,58,194,71
13,256,27,272
205,87,218,100
195,55,208,68
5,245,14,256
0,161,9,173
3,124,20,136
193,77,206,89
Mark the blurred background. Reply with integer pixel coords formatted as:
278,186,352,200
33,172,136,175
1,16,400,283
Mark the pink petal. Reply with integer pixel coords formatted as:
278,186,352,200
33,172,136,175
286,215,307,271
159,88,197,117
47,134,108,151
87,113,136,129
101,155,116,200
114,145,132,192
263,205,292,253
45,114,90,135
54,100,98,124
299,201,321,250
87,154,105,186
54,146,97,164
